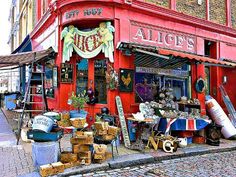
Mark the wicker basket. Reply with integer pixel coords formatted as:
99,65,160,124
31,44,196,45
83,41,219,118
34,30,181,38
70,118,86,128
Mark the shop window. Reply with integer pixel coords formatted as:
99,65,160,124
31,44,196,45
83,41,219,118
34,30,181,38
76,59,88,94
94,59,107,104
45,60,55,98
135,66,190,103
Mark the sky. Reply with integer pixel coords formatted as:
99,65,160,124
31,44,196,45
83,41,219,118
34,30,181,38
0,1,11,55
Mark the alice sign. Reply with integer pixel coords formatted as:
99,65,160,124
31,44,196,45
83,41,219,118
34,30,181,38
61,22,115,63
130,21,196,53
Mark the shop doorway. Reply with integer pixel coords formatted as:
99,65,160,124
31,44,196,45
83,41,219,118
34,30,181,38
76,58,108,124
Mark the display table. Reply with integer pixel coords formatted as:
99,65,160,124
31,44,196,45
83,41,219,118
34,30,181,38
158,117,211,134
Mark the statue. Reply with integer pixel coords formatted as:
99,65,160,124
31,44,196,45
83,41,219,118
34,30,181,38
61,25,79,63
98,22,115,63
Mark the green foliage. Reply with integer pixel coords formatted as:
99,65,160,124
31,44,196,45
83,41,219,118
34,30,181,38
69,91,89,110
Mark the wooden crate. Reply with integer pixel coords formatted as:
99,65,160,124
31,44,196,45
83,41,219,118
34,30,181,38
79,157,91,165
78,151,91,159
63,162,74,169
105,152,112,160
102,134,114,141
60,152,78,163
51,162,64,173
97,129,107,135
93,159,106,164
108,126,120,136
71,136,93,145
93,144,107,154
94,153,106,160
40,164,54,177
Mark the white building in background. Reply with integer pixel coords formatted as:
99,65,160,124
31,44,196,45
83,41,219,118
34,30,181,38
0,69,20,93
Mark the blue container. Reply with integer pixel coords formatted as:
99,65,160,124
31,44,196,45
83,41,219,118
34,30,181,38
187,137,193,144
4,93,17,110
32,141,59,168
70,110,88,118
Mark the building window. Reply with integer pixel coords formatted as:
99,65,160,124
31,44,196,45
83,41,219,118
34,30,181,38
76,59,88,95
94,59,107,104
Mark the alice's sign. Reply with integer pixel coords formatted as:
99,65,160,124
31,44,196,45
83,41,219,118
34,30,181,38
61,22,115,63
130,21,196,53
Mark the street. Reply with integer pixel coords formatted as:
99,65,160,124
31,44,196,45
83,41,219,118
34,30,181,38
70,150,236,177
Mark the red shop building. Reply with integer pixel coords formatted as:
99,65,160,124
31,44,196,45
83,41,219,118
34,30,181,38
30,0,236,125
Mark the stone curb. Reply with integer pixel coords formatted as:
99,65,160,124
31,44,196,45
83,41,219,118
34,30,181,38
57,145,236,176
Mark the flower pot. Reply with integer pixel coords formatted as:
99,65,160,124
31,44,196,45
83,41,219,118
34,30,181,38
70,110,87,118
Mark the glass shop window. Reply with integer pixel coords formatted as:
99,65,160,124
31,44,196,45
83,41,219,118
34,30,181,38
76,59,88,94
135,73,161,103
45,60,55,98
94,59,107,104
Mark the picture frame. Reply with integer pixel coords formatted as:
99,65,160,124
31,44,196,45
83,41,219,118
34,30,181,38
119,69,134,92
60,63,73,83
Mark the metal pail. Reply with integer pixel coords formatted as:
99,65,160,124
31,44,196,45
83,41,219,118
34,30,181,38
32,115,54,133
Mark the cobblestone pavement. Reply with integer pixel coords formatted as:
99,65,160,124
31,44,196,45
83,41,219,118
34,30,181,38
70,150,236,177
0,145,35,177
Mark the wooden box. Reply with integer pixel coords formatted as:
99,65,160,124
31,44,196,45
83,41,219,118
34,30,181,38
60,152,78,163
78,151,91,159
102,134,114,141
73,144,91,153
93,144,107,154
40,164,54,177
79,158,91,165
105,152,112,160
63,162,74,169
97,129,107,135
51,162,64,173
93,159,106,164
108,126,120,136
94,153,105,160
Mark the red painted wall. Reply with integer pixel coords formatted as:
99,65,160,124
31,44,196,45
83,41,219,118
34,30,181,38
31,0,236,118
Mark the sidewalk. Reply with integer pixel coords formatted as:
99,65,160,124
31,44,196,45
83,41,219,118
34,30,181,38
0,110,17,146
1,110,236,177
0,109,35,177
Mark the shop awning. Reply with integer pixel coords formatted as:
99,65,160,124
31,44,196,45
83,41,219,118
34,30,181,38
158,48,236,68
0,47,56,69
117,42,236,68
12,35,32,54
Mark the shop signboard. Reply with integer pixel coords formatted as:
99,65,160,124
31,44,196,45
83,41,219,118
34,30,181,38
61,21,115,63
60,63,73,83
130,21,196,54
136,67,189,78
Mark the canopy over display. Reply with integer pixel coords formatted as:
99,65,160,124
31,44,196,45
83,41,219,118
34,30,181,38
117,42,236,68
0,47,55,69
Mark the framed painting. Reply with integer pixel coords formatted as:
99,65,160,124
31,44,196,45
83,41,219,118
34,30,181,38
119,69,134,92
60,63,73,83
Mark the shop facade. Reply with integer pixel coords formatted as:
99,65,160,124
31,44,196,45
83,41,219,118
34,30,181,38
30,0,236,126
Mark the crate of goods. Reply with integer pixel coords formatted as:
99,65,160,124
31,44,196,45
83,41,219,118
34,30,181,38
40,162,64,177
78,151,91,159
93,144,107,154
40,164,54,177
97,129,107,135
60,152,78,163
105,152,112,160
70,118,86,128
51,162,64,174
73,144,92,153
75,131,93,137
70,136,93,145
102,134,115,141
108,126,120,136
94,153,105,160
79,158,91,165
